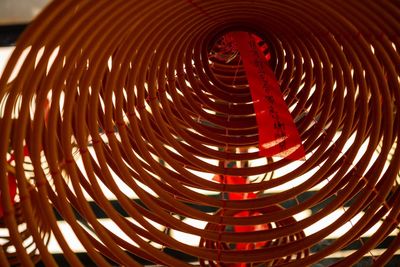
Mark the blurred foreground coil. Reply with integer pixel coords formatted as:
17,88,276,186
0,0,399,266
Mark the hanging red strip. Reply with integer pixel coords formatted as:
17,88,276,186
0,148,25,218
232,32,305,160
213,173,269,267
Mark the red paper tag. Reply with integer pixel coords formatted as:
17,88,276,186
232,32,305,160
213,174,269,253
0,149,23,218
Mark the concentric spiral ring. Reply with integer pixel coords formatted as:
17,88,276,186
0,0,399,266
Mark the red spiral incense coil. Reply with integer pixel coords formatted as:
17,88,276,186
0,0,399,266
